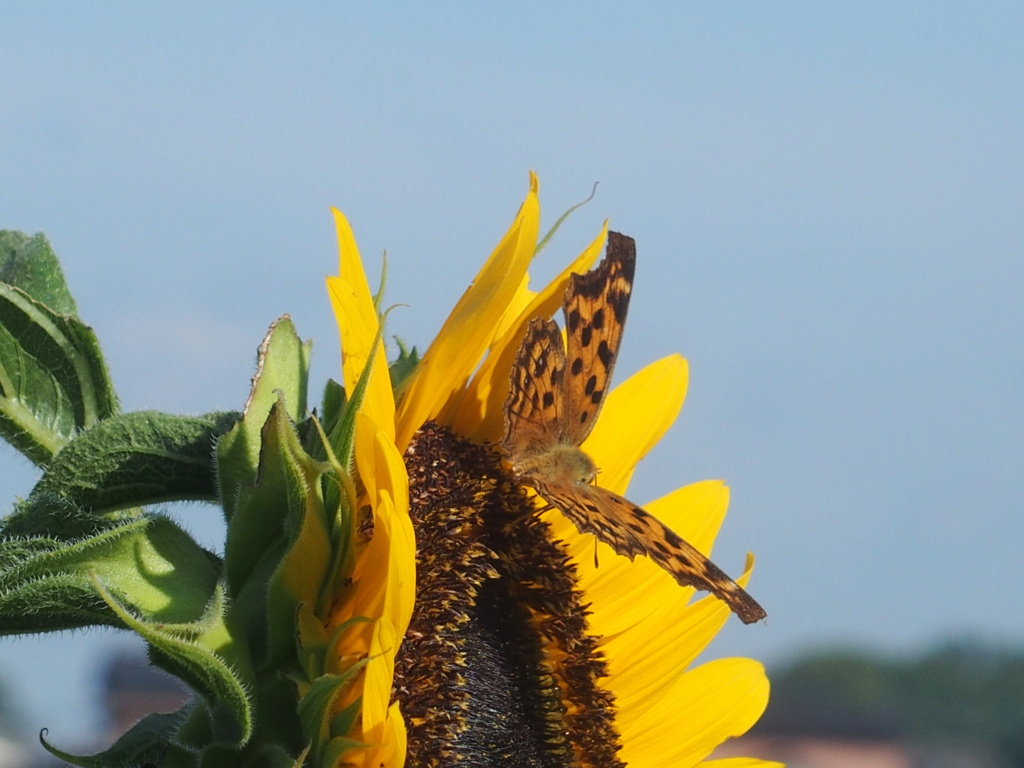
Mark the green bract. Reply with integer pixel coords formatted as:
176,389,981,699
0,230,376,768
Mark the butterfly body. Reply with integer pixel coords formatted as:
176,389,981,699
511,442,598,486
501,232,767,625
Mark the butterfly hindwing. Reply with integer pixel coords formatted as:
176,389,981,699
561,232,636,445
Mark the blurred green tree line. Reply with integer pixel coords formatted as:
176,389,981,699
755,640,1024,766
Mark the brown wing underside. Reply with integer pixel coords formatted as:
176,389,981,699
534,479,767,625
502,230,767,624
561,231,636,446
500,317,566,458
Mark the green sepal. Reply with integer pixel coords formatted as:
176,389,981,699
328,699,362,746
295,604,331,675
296,663,368,767
0,231,80,317
310,379,346,462
294,614,373,767
0,281,119,465
225,398,332,669
371,251,388,312
388,336,419,401
16,410,239,520
311,302,392,598
217,316,311,522
323,301,394,481
290,745,312,768
0,513,221,633
296,611,372,684
298,301,393,622
94,577,254,746
40,710,192,768
310,305,395,619
320,736,366,768
263,403,332,631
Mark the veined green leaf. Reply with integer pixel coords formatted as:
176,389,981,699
0,283,119,465
0,230,79,319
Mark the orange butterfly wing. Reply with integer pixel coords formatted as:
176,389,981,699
501,317,565,459
502,231,766,624
561,231,635,445
532,480,766,624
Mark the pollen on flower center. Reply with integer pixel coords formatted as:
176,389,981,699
394,422,624,768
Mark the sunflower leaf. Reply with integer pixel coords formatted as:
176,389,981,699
0,513,221,634
40,710,190,768
0,282,119,466
18,410,239,519
94,578,254,746
0,231,79,317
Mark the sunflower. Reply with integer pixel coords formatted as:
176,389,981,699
325,173,779,768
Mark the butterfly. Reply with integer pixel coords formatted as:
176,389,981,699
501,231,766,624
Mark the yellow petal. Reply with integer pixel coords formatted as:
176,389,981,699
619,657,770,767
584,354,689,494
353,489,412,754
353,411,385,518
382,704,408,768
603,557,760,714
362,616,399,749
378,493,415,640
395,174,540,449
327,208,396,438
450,223,608,442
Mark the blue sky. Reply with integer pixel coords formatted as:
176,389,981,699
2,1,1023,752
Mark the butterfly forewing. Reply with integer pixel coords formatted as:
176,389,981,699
501,317,566,459
535,479,766,624
561,232,636,446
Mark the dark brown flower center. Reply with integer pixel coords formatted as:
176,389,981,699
395,423,623,768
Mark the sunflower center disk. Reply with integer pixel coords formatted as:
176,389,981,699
396,423,624,768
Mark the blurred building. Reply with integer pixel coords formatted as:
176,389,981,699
17,651,190,768
713,703,1005,768
101,652,190,744
716,735,1002,768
